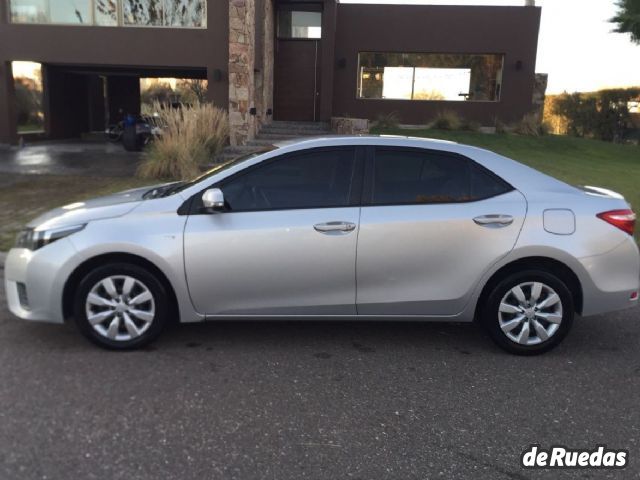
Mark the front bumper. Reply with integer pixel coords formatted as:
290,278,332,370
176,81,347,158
4,239,78,323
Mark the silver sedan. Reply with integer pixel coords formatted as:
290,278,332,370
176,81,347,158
4,136,639,354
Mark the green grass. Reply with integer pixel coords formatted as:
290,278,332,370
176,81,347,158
373,127,640,241
0,175,151,251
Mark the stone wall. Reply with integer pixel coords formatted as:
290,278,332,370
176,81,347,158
253,0,274,133
228,0,256,146
531,73,548,123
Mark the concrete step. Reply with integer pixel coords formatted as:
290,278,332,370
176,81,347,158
256,133,318,141
261,123,330,134
265,121,329,129
257,128,329,137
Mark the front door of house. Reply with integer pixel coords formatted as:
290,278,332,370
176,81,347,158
273,7,322,121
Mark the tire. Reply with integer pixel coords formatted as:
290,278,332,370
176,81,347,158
73,263,169,350
481,270,574,355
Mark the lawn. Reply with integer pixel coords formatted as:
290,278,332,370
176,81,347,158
0,132,638,250
373,127,640,241
0,175,151,251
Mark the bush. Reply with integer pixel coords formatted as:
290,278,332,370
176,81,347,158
430,110,462,130
137,102,229,180
14,77,43,127
460,119,481,132
513,113,543,136
374,112,400,130
550,88,640,142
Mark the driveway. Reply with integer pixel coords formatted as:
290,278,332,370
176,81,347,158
0,265,638,479
0,141,141,177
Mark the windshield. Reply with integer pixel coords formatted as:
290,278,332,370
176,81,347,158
146,149,274,199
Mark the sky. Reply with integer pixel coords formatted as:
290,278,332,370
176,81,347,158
341,0,640,94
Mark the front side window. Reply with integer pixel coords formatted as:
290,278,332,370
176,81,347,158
371,148,512,205
221,148,356,211
358,52,504,102
277,10,322,39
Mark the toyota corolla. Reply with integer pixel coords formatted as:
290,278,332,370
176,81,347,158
4,137,639,354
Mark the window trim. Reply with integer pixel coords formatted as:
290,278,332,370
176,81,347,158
362,146,514,207
185,146,366,215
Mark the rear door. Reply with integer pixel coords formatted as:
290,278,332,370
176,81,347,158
356,147,526,316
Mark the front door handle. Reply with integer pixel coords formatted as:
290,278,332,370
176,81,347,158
473,214,514,228
313,221,357,233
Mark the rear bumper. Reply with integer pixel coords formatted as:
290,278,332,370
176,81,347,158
578,238,640,316
4,240,78,323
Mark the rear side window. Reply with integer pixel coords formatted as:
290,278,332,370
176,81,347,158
221,148,356,211
371,148,512,205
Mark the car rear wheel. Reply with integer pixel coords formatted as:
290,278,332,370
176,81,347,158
482,270,574,355
73,263,169,349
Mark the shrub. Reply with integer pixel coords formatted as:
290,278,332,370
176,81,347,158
137,101,229,180
430,110,462,130
460,119,481,132
374,112,400,130
550,88,640,142
513,113,543,137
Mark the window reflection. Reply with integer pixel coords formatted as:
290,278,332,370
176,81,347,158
9,0,207,28
277,10,322,39
358,53,504,102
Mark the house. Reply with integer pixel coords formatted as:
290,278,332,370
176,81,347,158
0,0,542,145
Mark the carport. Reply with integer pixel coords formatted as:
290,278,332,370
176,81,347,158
40,65,207,140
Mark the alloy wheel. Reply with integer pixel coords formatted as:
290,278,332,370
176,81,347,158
85,275,156,342
498,281,563,346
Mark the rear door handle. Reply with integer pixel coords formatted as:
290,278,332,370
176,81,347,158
313,221,357,233
473,214,514,228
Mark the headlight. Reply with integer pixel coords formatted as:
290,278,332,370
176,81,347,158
15,224,86,251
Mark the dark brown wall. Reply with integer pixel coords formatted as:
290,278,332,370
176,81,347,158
332,4,541,125
0,0,228,142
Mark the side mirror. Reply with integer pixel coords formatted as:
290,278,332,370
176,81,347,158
202,188,225,211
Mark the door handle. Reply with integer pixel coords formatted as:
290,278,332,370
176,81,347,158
473,214,514,227
313,221,357,233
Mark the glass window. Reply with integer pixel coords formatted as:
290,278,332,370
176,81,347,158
49,0,91,24
371,149,511,205
95,0,118,26
123,0,163,26
277,10,322,39
221,148,356,211
10,0,48,23
358,53,504,102
10,0,206,27
164,0,206,27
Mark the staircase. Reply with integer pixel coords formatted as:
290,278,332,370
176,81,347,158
215,121,331,163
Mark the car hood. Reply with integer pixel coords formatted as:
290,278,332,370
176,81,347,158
27,184,160,231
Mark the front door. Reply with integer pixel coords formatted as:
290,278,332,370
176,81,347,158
274,39,320,121
183,147,362,316
356,147,527,316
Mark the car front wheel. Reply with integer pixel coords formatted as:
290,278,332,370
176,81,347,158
482,270,574,355
73,263,169,349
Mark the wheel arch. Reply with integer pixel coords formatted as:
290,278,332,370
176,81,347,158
474,256,584,321
62,252,180,323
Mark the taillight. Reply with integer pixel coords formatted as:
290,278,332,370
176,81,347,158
597,209,636,236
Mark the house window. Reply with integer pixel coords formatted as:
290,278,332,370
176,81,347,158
277,10,322,39
357,53,504,102
9,0,207,28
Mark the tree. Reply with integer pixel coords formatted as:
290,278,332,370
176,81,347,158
610,0,640,44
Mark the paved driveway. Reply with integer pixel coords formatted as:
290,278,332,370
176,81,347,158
1,265,639,479
0,142,141,177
